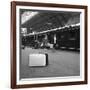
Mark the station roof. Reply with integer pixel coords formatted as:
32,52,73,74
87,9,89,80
21,10,80,33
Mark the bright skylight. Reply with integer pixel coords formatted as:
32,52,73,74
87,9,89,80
21,11,39,24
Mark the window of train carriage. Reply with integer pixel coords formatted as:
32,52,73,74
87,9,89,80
69,31,76,40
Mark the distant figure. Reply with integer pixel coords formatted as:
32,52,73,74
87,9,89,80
41,34,50,49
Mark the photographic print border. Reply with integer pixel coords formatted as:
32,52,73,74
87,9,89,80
11,1,88,89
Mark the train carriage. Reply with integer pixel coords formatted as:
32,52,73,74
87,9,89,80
21,23,80,51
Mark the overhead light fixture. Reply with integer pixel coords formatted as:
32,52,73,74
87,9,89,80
46,22,52,25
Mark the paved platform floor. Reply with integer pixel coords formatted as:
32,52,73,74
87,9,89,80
20,47,80,79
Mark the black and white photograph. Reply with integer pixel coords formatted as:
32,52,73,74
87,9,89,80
11,1,87,88
20,9,80,79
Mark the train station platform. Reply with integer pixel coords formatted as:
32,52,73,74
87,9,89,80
20,47,80,79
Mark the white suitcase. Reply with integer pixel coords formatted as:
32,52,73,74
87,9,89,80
29,53,48,66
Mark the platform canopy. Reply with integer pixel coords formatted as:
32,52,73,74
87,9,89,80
20,10,80,33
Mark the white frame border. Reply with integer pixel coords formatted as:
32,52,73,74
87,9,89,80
16,6,85,85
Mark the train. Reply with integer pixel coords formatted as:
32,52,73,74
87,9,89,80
21,23,80,51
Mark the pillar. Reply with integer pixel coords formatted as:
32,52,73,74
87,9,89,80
54,34,56,44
